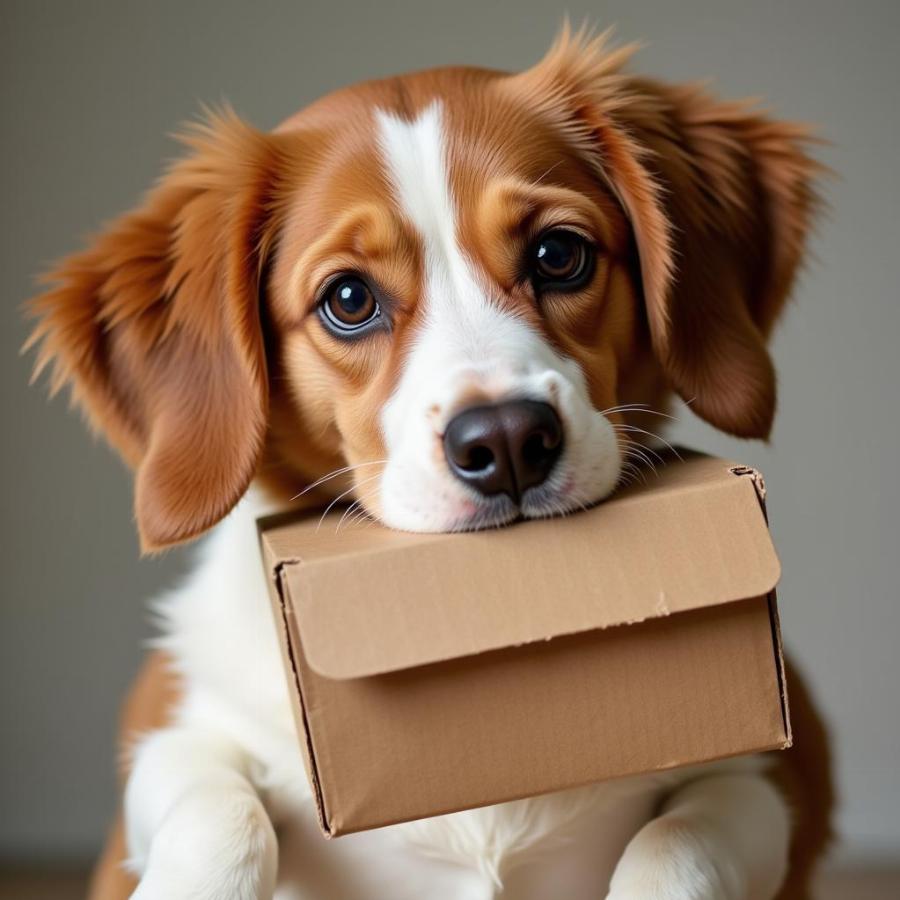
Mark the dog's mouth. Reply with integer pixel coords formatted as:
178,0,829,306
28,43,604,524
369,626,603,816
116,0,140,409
366,461,614,535
444,478,606,533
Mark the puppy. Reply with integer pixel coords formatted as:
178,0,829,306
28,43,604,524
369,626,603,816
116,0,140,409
28,26,832,900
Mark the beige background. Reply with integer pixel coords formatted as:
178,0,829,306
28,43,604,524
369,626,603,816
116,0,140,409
2,0,898,870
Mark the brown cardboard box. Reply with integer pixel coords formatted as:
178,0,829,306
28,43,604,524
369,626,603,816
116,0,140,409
259,452,790,838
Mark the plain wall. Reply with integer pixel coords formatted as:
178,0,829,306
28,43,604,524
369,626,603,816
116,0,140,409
2,0,898,866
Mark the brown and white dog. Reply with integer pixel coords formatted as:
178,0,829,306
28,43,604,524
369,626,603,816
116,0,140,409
28,26,833,900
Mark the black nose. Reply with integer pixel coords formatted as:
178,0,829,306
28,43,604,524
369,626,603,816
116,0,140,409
443,400,564,503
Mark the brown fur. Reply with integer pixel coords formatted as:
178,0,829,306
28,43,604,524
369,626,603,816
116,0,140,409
772,660,836,900
88,652,179,899
25,113,298,550
26,25,831,898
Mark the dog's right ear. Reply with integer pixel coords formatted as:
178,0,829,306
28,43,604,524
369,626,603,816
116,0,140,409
26,109,292,552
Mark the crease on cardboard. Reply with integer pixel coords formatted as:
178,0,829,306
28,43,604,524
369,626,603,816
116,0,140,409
274,559,333,837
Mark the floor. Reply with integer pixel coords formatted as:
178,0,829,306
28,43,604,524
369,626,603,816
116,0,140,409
0,868,898,899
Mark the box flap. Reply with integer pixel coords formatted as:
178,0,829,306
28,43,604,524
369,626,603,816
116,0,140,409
261,454,779,680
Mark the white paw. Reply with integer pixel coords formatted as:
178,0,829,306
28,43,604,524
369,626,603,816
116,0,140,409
606,816,743,900
129,785,278,900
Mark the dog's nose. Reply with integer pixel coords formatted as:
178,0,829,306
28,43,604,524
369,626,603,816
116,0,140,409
443,400,564,502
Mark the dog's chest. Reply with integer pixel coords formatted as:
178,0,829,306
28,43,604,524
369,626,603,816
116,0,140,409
267,776,660,900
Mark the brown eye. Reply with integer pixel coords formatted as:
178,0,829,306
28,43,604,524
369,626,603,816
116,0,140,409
531,229,594,290
321,276,380,333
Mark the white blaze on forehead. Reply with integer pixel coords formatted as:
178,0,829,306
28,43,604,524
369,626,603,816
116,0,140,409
373,103,622,531
376,103,457,269
376,101,485,325
375,102,522,369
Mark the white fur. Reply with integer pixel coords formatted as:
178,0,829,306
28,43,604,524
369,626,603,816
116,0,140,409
606,775,790,900
122,102,793,899
375,103,621,532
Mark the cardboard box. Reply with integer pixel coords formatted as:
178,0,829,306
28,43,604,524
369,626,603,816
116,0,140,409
259,451,790,838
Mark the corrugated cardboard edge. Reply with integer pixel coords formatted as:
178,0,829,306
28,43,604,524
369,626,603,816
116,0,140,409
271,559,334,837
729,465,792,750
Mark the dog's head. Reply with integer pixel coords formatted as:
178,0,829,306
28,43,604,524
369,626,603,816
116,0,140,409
27,28,820,551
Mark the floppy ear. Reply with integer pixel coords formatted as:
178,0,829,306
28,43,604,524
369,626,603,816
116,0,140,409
26,109,287,551
599,79,822,438
513,28,822,438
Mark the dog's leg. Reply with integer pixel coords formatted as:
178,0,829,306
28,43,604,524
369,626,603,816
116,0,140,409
605,772,790,900
124,726,278,900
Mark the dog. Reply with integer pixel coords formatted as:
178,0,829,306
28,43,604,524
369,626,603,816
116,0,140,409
27,25,833,900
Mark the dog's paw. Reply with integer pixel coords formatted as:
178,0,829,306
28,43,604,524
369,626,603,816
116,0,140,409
605,815,743,900
129,785,278,900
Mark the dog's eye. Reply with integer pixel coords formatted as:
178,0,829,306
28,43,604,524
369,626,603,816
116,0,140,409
320,277,381,333
531,230,594,291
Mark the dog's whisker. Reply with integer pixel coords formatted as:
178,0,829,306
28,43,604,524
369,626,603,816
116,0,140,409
335,487,380,533
346,504,377,530
345,510,371,530
623,440,658,469
601,403,678,422
315,471,384,532
292,459,387,501
613,424,683,461
614,433,667,466
617,461,644,488
296,460,387,501
619,451,650,484
611,409,678,422
334,493,381,533
618,443,666,478
624,446,658,477
618,460,639,479
601,401,652,413
335,498,365,534
622,439,666,475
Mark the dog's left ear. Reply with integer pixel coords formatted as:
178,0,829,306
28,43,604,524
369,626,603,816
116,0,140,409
26,109,291,551
511,29,822,438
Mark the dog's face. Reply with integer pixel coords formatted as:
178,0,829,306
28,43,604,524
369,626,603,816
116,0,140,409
28,29,819,550
269,76,640,532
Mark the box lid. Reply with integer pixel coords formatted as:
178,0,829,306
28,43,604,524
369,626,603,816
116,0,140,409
260,454,779,680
